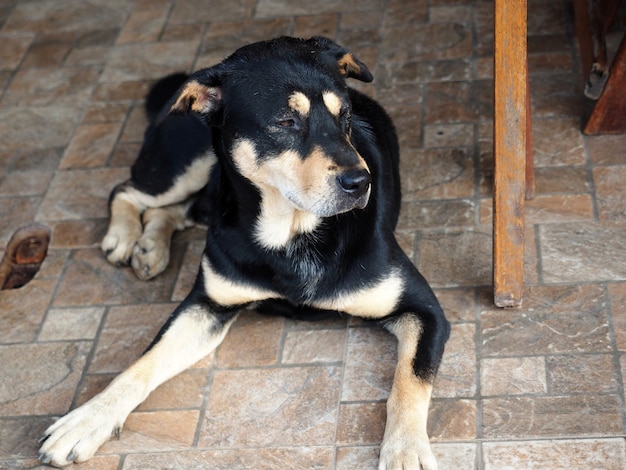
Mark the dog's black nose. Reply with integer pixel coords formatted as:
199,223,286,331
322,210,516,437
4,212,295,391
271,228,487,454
337,169,371,197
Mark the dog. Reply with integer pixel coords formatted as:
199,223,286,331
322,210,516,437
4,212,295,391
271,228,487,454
38,36,450,469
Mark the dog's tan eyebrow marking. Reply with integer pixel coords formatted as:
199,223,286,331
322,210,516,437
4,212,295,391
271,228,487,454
288,91,311,116
322,91,342,116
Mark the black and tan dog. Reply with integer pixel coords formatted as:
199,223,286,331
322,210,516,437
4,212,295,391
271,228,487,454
39,36,450,469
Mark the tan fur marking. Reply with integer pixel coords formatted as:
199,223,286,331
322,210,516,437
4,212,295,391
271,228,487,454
202,256,278,305
322,91,342,116
288,91,311,116
313,270,404,318
337,53,362,77
170,81,220,114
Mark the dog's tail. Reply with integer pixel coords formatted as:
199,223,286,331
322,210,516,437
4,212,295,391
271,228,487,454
145,72,189,122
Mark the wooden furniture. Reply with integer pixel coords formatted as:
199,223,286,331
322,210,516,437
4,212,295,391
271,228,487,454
574,0,626,134
492,0,625,307
493,0,533,307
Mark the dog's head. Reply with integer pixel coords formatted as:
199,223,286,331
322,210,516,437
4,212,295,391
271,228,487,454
166,36,374,218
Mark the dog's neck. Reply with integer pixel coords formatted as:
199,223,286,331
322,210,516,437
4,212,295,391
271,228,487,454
253,187,321,250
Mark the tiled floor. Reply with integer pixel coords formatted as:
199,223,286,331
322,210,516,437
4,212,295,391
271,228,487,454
1,0,626,468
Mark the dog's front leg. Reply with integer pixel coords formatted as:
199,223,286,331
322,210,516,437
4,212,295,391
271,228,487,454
378,311,448,470
39,301,238,467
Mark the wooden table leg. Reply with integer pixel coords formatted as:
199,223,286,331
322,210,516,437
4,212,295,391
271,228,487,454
493,0,528,307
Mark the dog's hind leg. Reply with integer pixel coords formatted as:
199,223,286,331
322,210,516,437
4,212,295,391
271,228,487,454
39,298,239,467
132,202,192,280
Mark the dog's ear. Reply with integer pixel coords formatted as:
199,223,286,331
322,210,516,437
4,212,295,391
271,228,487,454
168,66,227,117
311,36,373,83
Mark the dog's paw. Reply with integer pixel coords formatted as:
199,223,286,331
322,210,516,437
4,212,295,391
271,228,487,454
101,225,142,268
39,403,123,467
378,436,438,470
131,235,170,280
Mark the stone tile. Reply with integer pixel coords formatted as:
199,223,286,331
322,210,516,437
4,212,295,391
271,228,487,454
593,165,626,221
0,169,54,197
0,33,35,71
534,166,591,194
0,279,56,344
524,194,595,224
0,416,57,461
199,366,341,448
0,197,41,247
400,148,475,201
38,306,105,341
481,357,547,396
60,122,123,169
171,238,204,301
293,14,338,39
139,368,209,411
20,41,73,69
2,66,101,107
281,328,346,364
423,123,474,149
529,73,588,118
0,341,91,415
116,7,169,45
109,142,142,167
434,288,476,323
424,80,493,124
88,303,176,373
539,222,626,283
216,311,284,368
92,81,151,102
0,106,81,152
101,410,199,454
385,0,428,28
100,41,197,83
11,147,63,172
64,45,112,67
0,455,121,469
341,327,395,401
255,0,383,18
483,438,626,470
586,134,626,165
480,284,612,356
380,22,473,63
36,168,129,221
434,323,476,398
432,443,478,470
336,446,379,470
546,354,619,394
161,23,206,43
532,118,587,167
429,398,477,440
47,219,108,249
394,230,415,259
123,448,335,469
397,199,476,231
378,59,472,88
119,104,148,143
169,0,255,24
482,394,623,438
609,283,626,351
2,0,132,34
83,102,130,124
336,402,385,446
196,19,293,68
417,227,492,288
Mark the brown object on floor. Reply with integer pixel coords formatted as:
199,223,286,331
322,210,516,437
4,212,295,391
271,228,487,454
493,0,532,307
574,0,626,134
0,224,51,290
